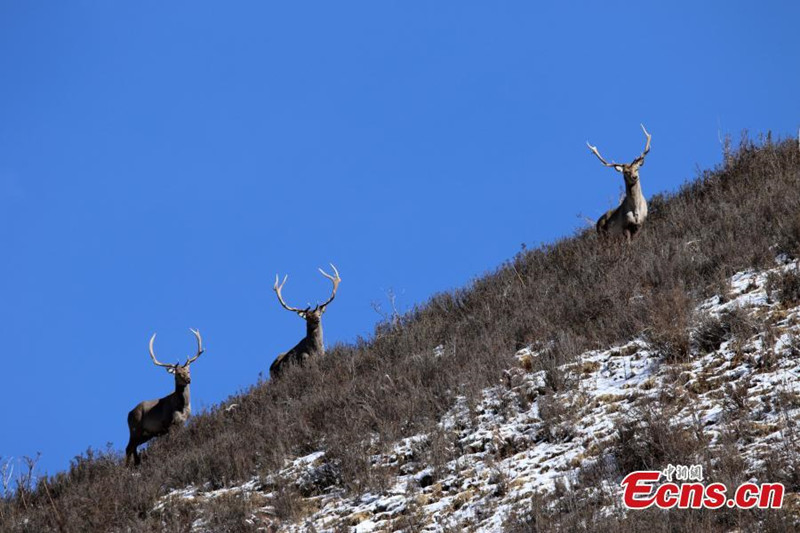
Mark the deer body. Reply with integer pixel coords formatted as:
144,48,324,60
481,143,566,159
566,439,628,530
129,382,191,436
125,330,204,467
588,124,652,242
270,264,340,379
596,176,648,240
270,317,323,375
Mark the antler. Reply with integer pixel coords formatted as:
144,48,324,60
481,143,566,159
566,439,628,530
317,263,341,310
586,141,620,170
632,123,652,166
148,333,174,368
274,274,308,314
184,328,204,366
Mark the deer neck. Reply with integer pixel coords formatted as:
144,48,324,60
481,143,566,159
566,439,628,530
625,180,645,206
173,381,190,413
306,320,325,355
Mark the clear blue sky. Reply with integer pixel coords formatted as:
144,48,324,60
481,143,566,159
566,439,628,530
1,2,798,477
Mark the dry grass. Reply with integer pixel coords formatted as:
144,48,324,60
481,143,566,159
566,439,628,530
767,268,800,307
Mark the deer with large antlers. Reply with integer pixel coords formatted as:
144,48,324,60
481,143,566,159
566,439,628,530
270,264,341,379
587,124,652,242
125,329,204,467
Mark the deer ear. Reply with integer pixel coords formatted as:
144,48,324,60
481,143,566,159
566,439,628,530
167,366,176,374
613,165,624,173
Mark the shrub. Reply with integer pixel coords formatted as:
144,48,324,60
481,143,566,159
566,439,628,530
766,267,800,306
611,405,705,474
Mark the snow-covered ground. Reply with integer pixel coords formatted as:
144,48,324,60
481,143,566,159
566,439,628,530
156,259,800,531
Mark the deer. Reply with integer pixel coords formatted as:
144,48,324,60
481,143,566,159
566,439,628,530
270,264,341,379
125,329,204,467
587,124,652,242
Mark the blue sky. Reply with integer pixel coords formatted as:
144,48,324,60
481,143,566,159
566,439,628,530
1,1,798,477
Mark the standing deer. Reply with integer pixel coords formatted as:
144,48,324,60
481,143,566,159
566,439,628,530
271,264,341,379
587,124,652,242
125,329,204,467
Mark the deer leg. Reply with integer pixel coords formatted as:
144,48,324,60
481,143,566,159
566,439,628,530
624,227,633,244
126,427,145,467
125,440,140,467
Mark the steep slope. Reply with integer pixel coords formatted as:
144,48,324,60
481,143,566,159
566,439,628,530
153,259,800,531
1,135,799,532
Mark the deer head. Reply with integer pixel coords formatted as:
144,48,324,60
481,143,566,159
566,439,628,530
273,264,341,325
587,124,651,187
148,328,204,386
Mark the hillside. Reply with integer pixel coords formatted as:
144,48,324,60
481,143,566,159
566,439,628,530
2,135,800,532
153,259,800,531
